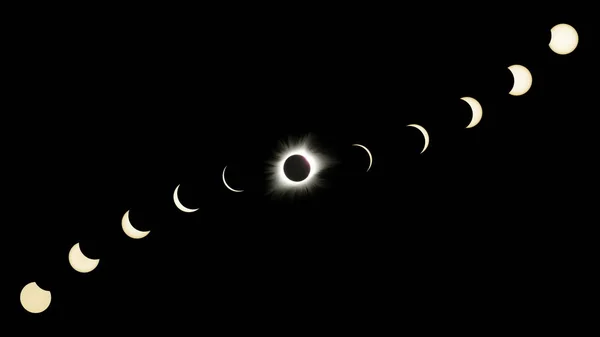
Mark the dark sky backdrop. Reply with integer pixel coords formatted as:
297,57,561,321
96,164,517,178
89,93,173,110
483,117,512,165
7,7,596,332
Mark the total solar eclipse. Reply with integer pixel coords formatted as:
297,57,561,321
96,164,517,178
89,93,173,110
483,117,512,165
283,154,311,182
266,134,331,198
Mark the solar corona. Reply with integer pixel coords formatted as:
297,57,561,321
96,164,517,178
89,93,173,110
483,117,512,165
266,134,331,198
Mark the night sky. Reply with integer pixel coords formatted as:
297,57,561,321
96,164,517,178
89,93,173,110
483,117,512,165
8,7,596,332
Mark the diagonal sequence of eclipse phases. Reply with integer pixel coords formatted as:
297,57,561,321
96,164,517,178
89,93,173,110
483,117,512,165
19,22,580,315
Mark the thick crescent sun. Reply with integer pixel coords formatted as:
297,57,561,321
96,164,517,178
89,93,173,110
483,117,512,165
68,242,100,273
121,210,150,239
460,97,483,128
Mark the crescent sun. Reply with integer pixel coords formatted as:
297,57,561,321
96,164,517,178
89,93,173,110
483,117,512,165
460,96,483,128
352,144,373,172
407,124,430,154
68,242,100,273
121,210,150,239
222,166,244,193
173,184,199,213
508,64,533,96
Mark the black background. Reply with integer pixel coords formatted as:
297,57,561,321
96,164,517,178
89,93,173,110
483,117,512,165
6,5,597,332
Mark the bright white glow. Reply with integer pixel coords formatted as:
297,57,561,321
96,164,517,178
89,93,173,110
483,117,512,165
549,23,578,55
266,134,331,198
352,144,373,172
222,166,244,193
68,242,100,273
508,64,533,96
121,210,150,239
407,124,430,154
460,97,483,128
173,184,199,212
20,282,51,314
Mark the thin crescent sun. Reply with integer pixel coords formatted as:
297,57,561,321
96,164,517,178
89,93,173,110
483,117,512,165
173,184,199,213
352,144,373,172
222,166,244,193
407,124,430,154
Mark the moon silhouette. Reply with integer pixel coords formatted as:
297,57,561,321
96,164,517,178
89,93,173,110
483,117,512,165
352,144,373,172
20,282,51,314
549,23,578,55
508,64,533,96
121,210,150,239
283,154,311,181
222,166,244,192
407,124,429,154
173,184,199,213
68,242,100,273
460,97,483,128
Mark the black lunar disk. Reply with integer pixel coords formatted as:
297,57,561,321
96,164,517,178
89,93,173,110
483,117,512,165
283,155,311,182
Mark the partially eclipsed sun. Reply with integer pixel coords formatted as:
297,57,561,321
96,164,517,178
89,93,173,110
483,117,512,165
266,134,332,198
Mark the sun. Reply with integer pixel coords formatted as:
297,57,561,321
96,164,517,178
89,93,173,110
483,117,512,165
266,134,332,199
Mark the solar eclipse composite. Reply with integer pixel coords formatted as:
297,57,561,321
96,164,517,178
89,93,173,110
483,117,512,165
8,8,592,331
